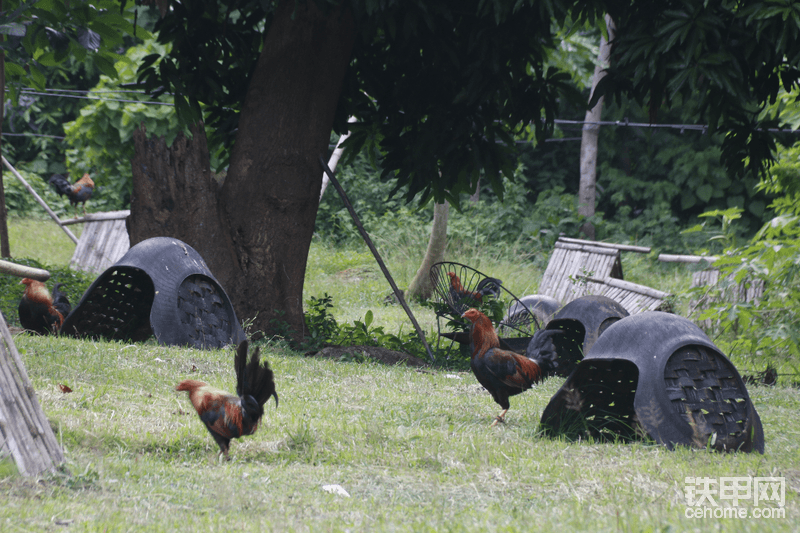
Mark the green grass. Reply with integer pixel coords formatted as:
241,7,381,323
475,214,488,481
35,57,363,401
2,218,797,531
2,335,798,531
7,215,83,267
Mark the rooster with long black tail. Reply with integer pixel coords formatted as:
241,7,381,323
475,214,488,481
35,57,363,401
176,340,278,460
49,173,94,217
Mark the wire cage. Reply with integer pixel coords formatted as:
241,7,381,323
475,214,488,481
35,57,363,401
429,261,541,356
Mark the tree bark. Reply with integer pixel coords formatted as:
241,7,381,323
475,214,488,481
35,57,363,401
406,202,449,301
128,122,238,276
221,1,355,341
578,15,615,240
129,1,357,343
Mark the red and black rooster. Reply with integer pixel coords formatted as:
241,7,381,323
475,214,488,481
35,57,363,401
447,272,502,305
49,173,95,216
461,308,561,426
176,340,278,460
18,279,70,335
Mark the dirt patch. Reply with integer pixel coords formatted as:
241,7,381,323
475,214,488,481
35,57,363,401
309,345,429,367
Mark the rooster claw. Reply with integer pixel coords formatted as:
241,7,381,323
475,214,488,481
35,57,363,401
489,416,506,427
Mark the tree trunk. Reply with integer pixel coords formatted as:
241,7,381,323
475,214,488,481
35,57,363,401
128,122,238,276
129,1,356,343
578,15,615,240
406,202,449,301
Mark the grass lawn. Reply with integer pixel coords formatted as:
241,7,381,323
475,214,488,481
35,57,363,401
6,216,83,267
1,218,797,531
2,335,798,532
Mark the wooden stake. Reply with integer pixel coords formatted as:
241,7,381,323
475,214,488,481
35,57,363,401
319,156,436,363
0,259,50,281
0,311,65,476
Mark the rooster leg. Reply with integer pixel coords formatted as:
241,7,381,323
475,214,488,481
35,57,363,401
216,449,231,462
489,409,509,427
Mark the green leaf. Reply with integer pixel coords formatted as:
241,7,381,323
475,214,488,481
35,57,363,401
4,62,27,78
35,51,60,67
696,184,714,203
93,54,119,79
680,192,697,210
28,64,46,90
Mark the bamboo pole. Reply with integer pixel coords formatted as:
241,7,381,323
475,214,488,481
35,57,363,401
320,116,357,201
319,156,436,363
578,275,670,299
0,311,65,476
658,253,718,264
0,259,50,281
558,236,651,254
1,156,78,244
60,210,130,226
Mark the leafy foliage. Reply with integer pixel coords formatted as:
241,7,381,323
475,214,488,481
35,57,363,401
1,1,151,209
2,1,143,97
136,0,799,208
303,293,430,361
597,0,800,180
689,206,800,376
133,0,269,167
135,0,610,206
62,38,185,209
342,1,593,207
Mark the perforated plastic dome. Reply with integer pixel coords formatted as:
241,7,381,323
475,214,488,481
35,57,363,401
528,294,629,377
61,237,246,349
539,311,764,453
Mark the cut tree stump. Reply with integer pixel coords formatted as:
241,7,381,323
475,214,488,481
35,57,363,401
0,312,65,476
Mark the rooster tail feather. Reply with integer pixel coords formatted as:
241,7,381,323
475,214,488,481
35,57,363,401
235,340,278,409
234,340,249,397
48,174,73,195
51,283,72,317
250,355,278,409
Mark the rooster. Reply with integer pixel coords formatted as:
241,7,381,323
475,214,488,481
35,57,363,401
18,278,69,334
461,308,561,426
49,173,95,216
52,283,72,319
447,272,502,305
176,340,278,460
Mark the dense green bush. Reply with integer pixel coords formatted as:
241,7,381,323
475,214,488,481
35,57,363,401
3,166,78,218
317,144,710,259
62,39,185,211
689,139,800,378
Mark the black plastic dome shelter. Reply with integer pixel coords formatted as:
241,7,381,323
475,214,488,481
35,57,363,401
504,294,561,331
529,294,629,378
61,237,246,349
539,312,764,453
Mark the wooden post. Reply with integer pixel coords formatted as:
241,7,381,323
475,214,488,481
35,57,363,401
319,156,436,363
1,156,79,245
0,311,65,476
320,116,356,201
0,259,50,281
0,10,8,259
